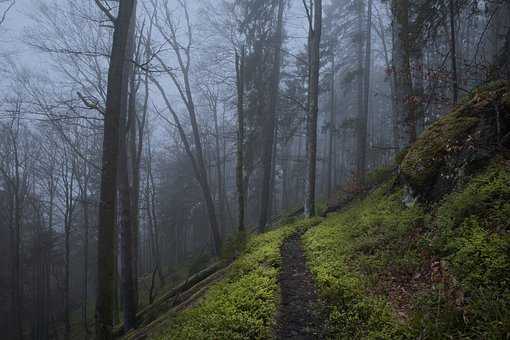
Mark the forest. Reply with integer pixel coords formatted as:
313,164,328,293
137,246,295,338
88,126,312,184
0,0,509,339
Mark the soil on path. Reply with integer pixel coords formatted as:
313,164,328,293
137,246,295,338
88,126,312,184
276,230,326,339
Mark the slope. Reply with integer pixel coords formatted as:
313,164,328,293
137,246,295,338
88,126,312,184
303,80,510,338
122,81,510,339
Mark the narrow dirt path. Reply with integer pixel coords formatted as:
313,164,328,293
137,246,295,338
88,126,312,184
276,230,325,339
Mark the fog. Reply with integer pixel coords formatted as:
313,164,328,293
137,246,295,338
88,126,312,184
0,0,508,339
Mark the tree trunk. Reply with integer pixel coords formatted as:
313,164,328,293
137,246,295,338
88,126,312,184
118,1,138,331
64,201,71,340
356,0,372,184
62,154,76,340
258,0,285,231
118,57,137,332
236,47,246,233
355,0,365,180
449,0,458,104
9,136,23,340
304,0,322,218
327,43,336,198
182,75,222,256
146,138,165,286
95,0,137,338
82,181,90,334
119,134,137,332
128,65,140,312
211,95,226,236
392,0,416,148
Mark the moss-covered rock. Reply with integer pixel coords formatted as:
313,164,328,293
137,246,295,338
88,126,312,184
400,81,510,201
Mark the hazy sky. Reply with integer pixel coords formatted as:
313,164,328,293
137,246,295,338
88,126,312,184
1,0,37,60
0,0,311,131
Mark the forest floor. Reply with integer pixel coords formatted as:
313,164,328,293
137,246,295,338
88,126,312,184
276,230,326,339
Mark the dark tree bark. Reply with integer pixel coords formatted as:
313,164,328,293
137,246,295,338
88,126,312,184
304,0,322,218
61,150,76,340
327,41,336,198
146,136,165,286
95,0,137,338
356,0,372,184
119,127,137,332
355,0,365,178
129,18,151,307
236,47,246,233
118,1,138,331
392,0,416,148
449,0,458,104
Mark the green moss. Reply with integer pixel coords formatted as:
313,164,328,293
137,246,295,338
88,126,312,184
435,159,510,234
366,165,396,188
395,147,409,165
151,221,305,340
303,185,424,338
463,79,509,103
400,80,509,194
418,160,510,338
303,158,510,339
400,109,479,190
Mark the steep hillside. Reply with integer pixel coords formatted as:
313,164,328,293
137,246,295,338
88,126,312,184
304,81,510,338
123,81,510,339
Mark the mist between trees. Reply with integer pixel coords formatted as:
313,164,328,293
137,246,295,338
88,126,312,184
0,0,508,339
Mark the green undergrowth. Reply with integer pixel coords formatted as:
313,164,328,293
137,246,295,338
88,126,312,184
303,158,510,339
149,219,319,340
303,183,422,339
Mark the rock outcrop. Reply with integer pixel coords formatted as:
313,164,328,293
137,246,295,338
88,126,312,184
400,81,510,202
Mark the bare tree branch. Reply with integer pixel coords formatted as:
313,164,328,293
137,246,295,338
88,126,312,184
0,0,15,27
93,0,116,23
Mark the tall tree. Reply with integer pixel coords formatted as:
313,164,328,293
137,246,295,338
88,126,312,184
448,0,458,104
236,46,246,233
356,0,372,183
95,0,137,338
258,0,285,232
392,0,416,148
327,39,336,198
60,145,77,340
118,0,138,331
304,0,322,218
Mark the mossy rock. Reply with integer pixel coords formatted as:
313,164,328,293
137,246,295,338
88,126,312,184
400,81,510,201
